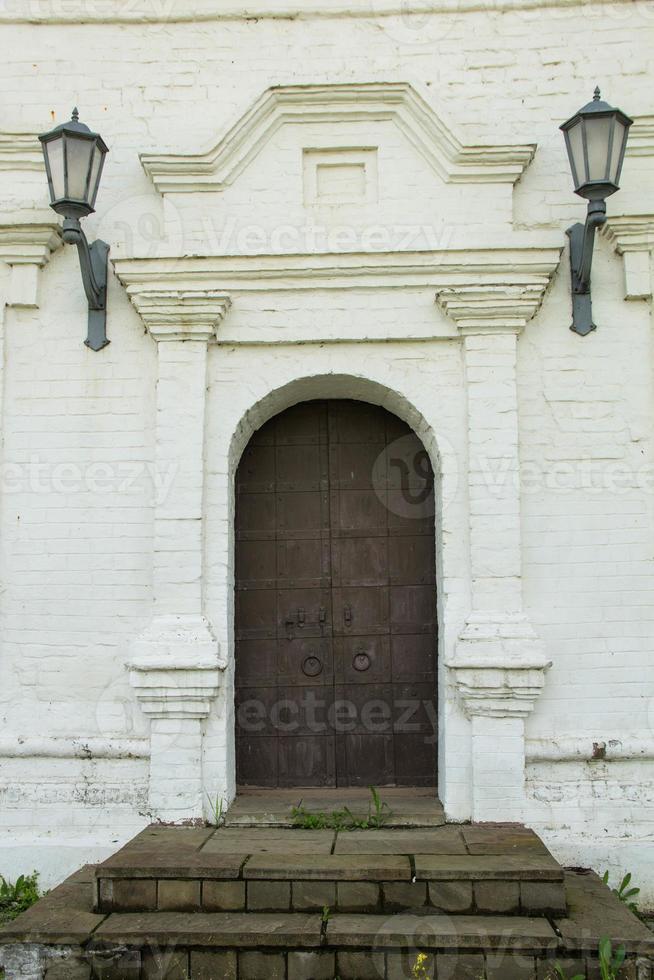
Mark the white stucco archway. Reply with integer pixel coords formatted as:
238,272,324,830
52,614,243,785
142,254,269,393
201,362,467,813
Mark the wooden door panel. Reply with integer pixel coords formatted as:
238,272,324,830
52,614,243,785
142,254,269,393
390,585,436,633
235,399,437,788
237,736,278,787
278,735,336,787
332,586,390,637
331,536,388,587
330,488,388,535
277,539,330,591
388,535,435,585
336,732,395,787
277,636,333,688
391,634,437,683
334,635,391,685
236,492,276,538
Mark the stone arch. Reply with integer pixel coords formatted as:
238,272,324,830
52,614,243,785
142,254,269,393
209,371,455,798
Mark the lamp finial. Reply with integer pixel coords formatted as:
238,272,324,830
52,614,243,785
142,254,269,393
71,106,79,121
593,86,601,101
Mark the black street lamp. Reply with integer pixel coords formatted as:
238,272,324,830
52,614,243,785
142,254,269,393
39,108,110,351
560,88,632,336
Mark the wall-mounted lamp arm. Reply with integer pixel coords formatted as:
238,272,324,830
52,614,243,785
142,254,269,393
565,199,607,337
61,216,110,351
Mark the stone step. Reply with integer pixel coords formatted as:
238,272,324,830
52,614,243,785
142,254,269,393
224,788,447,829
94,824,567,916
1,868,653,980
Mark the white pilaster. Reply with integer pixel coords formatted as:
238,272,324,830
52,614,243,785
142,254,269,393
126,289,231,823
436,283,551,822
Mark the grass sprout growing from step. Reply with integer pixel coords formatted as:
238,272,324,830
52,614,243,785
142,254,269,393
205,792,225,827
602,870,641,916
0,873,41,924
552,937,628,980
291,786,392,830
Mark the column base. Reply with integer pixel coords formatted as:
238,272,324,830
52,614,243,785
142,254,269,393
449,612,551,821
128,615,225,822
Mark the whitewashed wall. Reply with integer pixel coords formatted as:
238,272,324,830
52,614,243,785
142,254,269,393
0,0,653,901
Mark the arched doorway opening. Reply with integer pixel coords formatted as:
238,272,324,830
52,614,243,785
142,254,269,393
234,399,437,788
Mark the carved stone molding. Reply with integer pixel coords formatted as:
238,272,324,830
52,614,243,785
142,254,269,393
434,281,552,333
125,288,232,341
0,0,640,23
0,132,43,172
449,612,551,719
128,615,225,719
601,215,654,300
626,115,654,158
114,245,561,299
0,216,61,308
140,83,535,194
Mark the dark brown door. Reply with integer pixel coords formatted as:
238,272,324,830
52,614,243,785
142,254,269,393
235,400,437,788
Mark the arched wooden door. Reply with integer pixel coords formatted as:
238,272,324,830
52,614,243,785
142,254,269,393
235,400,437,788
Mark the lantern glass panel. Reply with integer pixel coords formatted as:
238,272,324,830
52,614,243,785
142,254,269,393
585,115,612,181
609,118,627,185
46,135,65,202
87,144,104,207
65,136,95,201
566,118,585,187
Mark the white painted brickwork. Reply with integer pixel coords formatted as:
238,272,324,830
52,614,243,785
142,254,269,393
0,0,652,900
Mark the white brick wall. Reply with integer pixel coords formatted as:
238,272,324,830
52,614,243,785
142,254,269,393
0,0,652,899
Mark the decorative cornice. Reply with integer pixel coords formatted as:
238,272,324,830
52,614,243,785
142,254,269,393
126,288,232,342
0,218,61,266
141,83,535,194
626,116,654,158
601,215,654,253
114,244,562,296
435,281,552,333
0,0,640,22
601,215,654,300
0,132,43,172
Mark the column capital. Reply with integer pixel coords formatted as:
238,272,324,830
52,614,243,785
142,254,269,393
128,615,226,720
126,287,232,342
448,612,551,719
601,215,654,300
0,214,62,308
435,280,552,334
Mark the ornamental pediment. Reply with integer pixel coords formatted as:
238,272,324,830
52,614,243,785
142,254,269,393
137,83,536,255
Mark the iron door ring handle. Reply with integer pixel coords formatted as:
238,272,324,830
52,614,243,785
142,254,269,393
302,655,323,677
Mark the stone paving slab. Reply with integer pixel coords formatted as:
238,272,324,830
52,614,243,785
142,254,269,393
202,828,336,855
461,826,551,856
0,869,104,944
327,912,559,950
557,871,654,953
94,911,323,947
414,854,563,881
244,854,412,881
96,850,245,879
334,828,466,855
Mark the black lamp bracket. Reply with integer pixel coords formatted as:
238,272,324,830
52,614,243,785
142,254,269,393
62,216,110,351
565,199,607,337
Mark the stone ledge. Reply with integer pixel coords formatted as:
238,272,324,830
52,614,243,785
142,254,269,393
94,910,323,948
